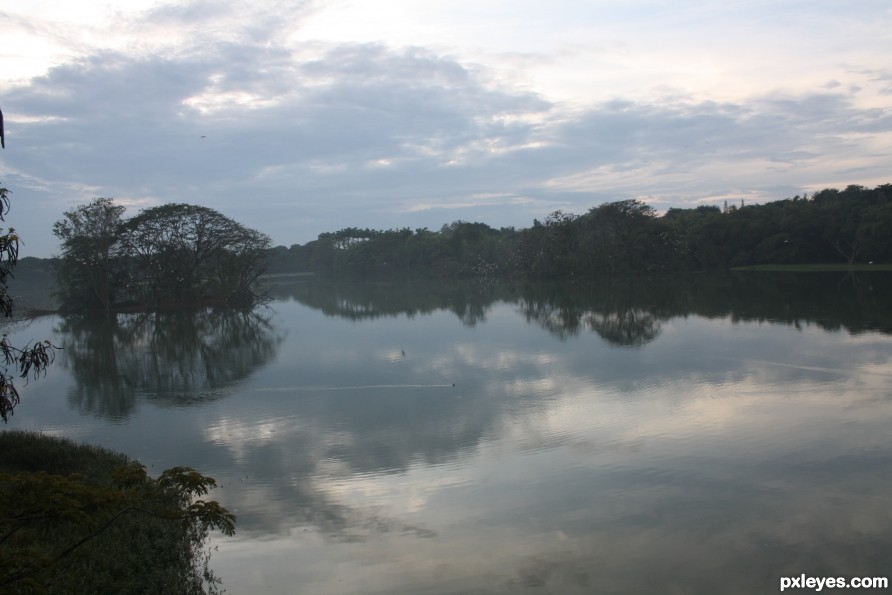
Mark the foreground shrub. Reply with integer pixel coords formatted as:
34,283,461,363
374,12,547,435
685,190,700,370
0,430,234,594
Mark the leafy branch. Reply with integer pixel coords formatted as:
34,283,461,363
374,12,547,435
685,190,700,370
0,183,60,421
0,463,236,590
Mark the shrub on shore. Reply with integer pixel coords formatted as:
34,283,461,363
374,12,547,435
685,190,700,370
0,430,233,594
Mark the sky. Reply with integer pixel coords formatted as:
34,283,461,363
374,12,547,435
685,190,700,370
1,1,890,257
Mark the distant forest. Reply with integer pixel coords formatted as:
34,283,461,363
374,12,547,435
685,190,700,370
11,183,892,298
267,183,892,278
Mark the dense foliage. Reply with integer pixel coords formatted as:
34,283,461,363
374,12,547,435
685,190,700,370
54,200,272,311
267,184,892,278
0,431,234,594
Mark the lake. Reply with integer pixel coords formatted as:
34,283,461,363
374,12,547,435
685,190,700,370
4,271,892,594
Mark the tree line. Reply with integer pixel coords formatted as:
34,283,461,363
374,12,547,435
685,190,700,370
267,183,892,278
43,182,892,311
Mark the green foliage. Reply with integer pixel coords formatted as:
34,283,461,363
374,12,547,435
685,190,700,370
54,200,272,311
271,183,891,279
0,431,235,594
52,198,125,312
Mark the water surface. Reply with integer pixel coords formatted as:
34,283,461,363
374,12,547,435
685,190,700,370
6,272,892,594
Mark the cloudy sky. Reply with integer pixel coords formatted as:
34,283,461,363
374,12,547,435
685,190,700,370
1,1,890,257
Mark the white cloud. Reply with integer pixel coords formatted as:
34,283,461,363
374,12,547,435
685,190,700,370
0,1,890,255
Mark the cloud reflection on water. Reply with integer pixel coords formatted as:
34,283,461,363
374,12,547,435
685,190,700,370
201,277,892,594
6,273,892,593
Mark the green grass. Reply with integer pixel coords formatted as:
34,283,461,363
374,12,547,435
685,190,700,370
0,430,223,594
731,263,892,272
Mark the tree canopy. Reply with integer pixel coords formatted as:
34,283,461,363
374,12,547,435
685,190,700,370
53,198,125,312
267,183,892,279
54,201,272,311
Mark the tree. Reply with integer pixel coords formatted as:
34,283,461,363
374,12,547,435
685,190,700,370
0,433,236,592
52,197,126,312
0,182,57,422
583,200,663,274
858,202,892,262
118,203,272,307
812,184,890,265
54,201,272,310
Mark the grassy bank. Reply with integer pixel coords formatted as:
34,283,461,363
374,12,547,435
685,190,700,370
731,263,892,272
0,430,226,594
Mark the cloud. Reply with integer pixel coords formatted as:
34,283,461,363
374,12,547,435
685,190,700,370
1,2,890,256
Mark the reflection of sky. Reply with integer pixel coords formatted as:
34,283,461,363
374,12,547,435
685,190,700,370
4,297,892,594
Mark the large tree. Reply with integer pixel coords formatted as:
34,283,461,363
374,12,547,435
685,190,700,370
119,203,272,307
54,201,272,309
53,197,125,312
582,199,670,274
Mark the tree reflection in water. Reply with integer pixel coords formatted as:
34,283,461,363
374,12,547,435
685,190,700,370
57,307,282,419
584,308,660,346
55,272,892,419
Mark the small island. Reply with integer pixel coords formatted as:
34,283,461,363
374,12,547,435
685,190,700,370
53,200,271,312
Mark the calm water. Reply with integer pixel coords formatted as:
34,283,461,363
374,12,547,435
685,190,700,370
5,272,892,594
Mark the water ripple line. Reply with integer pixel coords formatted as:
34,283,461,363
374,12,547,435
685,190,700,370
253,384,455,392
